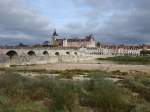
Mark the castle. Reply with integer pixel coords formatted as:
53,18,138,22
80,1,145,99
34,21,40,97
50,30,96,48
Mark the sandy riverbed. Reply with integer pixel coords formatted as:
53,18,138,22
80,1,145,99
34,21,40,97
11,62,150,73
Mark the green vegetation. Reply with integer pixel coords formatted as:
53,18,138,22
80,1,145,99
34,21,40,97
140,50,150,55
97,56,150,64
79,79,132,112
0,67,105,79
0,69,150,112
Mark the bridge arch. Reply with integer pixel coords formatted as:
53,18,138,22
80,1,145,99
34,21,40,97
74,52,78,55
6,50,18,58
55,52,60,56
66,51,70,55
43,51,49,56
28,51,36,56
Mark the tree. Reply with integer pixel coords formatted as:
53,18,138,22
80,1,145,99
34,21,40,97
96,42,101,48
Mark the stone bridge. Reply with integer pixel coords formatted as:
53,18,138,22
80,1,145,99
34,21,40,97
0,48,80,57
0,48,93,66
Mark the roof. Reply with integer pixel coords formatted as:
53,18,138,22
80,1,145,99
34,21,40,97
52,29,59,36
54,34,95,43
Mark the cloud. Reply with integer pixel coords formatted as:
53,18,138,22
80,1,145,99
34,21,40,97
67,0,150,44
0,0,150,44
0,0,52,45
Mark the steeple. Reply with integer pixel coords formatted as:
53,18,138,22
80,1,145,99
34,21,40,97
52,29,59,36
51,29,59,45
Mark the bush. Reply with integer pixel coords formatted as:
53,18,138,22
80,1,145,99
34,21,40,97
1,70,150,112
122,78,150,102
97,56,150,64
0,72,78,112
79,79,133,112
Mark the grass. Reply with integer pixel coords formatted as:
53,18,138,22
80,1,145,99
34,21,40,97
0,72,76,112
0,69,150,112
97,56,150,64
0,67,106,79
122,78,150,102
79,79,133,112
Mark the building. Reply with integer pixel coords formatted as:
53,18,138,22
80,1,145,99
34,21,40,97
51,30,96,48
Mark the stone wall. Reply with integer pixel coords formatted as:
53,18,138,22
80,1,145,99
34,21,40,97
0,55,94,66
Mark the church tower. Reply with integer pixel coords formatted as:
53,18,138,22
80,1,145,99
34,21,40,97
51,29,59,45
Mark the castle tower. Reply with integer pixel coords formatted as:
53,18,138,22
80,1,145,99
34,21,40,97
86,34,96,48
63,38,68,47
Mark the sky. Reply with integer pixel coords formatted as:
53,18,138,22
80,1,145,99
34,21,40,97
0,0,150,45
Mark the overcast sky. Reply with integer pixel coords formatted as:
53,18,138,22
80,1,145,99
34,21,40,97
0,0,150,45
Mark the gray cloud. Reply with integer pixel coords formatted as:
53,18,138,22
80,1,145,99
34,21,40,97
0,0,150,45
0,0,52,45
66,0,150,44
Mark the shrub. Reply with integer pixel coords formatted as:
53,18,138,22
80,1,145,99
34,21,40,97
1,70,150,112
122,79,150,102
47,81,77,112
97,56,150,64
79,79,133,112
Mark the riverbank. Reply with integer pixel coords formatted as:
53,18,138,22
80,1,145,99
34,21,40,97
97,56,150,64
1,68,150,112
1,62,149,74
1,58,150,112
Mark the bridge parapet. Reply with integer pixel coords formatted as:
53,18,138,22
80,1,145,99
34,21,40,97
0,48,86,65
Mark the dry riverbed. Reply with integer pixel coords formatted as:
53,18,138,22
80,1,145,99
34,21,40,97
8,62,150,74
1,61,150,112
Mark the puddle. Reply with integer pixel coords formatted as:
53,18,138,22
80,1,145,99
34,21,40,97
105,77,122,82
19,72,60,78
72,75,91,81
